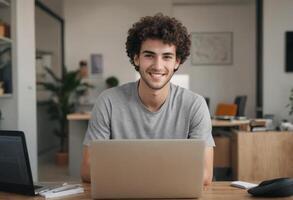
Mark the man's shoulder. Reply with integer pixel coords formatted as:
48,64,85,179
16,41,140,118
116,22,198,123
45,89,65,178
171,83,205,104
170,84,209,118
98,81,136,101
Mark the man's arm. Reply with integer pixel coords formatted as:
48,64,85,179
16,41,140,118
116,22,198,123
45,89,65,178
81,146,91,183
203,147,214,186
81,93,112,183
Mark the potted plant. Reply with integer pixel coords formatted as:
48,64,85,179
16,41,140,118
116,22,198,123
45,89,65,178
37,66,93,165
105,76,119,88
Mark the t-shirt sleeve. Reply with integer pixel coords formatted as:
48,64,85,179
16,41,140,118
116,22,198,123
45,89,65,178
83,93,111,146
189,96,215,147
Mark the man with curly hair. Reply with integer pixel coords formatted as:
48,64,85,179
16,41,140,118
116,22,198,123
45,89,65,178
81,13,215,186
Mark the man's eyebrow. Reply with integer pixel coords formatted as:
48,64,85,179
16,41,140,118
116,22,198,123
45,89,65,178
141,51,175,56
162,52,175,56
141,50,155,54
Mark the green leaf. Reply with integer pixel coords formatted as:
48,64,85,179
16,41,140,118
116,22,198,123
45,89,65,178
37,82,59,93
40,65,95,152
44,67,61,83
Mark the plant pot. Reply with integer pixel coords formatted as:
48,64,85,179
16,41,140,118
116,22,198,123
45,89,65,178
55,152,68,166
0,23,10,38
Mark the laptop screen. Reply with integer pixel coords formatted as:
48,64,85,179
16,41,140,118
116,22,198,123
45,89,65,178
0,130,35,195
0,135,30,185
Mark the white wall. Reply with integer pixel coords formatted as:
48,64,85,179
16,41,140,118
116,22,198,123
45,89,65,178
64,0,256,117
173,1,256,116
15,0,37,180
263,0,293,123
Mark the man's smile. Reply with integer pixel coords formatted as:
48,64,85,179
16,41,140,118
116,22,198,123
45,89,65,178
147,71,167,79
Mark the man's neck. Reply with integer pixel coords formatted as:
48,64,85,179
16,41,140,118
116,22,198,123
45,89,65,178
138,80,170,112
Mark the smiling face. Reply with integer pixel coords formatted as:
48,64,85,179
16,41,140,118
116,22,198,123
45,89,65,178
134,39,180,91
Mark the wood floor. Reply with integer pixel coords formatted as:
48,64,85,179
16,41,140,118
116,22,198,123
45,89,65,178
38,150,80,182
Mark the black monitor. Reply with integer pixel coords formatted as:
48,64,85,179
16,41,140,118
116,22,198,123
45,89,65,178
234,96,247,117
286,31,293,72
0,130,35,195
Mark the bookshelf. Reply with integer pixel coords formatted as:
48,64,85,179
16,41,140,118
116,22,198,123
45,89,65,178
0,0,12,97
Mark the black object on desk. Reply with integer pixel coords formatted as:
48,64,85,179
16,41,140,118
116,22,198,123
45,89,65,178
0,130,49,195
248,177,293,197
234,95,247,117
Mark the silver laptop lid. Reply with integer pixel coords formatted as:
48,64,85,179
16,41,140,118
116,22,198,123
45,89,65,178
90,139,205,199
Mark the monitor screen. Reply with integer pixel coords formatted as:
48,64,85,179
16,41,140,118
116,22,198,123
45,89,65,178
286,31,293,72
0,135,30,185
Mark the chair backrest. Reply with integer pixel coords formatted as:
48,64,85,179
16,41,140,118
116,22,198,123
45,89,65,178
234,96,247,116
204,97,210,109
215,103,237,116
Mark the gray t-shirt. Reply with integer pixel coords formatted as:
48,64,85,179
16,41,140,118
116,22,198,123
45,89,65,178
84,81,215,147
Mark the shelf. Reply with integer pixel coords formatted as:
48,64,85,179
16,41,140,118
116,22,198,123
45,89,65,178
0,36,12,45
0,94,12,98
0,0,10,7
0,0,12,97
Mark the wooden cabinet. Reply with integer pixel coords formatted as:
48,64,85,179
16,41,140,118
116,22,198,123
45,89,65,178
232,131,293,181
214,136,231,167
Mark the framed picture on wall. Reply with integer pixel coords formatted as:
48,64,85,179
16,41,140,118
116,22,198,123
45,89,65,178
191,32,233,65
90,54,103,75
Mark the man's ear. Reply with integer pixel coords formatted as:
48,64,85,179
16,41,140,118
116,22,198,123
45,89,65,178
175,58,181,70
134,54,139,66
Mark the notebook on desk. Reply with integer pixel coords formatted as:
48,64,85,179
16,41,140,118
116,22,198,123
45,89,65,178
0,130,50,195
90,139,205,199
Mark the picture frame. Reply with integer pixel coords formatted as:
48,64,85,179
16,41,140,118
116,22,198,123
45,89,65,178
191,32,233,65
90,54,103,75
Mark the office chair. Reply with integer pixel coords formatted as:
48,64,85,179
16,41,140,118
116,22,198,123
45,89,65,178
213,103,238,180
215,103,237,116
234,95,247,116
204,97,210,109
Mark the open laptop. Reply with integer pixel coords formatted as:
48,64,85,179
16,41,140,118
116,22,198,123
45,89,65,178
90,139,205,199
0,130,49,195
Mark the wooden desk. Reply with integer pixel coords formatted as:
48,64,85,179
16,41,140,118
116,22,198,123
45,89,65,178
2,182,291,200
212,119,250,131
67,113,91,177
232,131,293,181
67,112,91,121
212,119,250,168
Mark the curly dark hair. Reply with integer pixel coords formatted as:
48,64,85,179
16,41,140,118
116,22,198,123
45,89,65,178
126,13,191,71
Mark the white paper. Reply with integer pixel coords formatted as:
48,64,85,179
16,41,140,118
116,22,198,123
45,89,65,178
39,187,84,198
231,181,258,189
